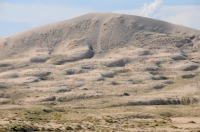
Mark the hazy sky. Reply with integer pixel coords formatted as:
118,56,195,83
0,0,200,38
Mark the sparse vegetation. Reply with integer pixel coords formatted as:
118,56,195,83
123,92,130,96
170,125,178,129
111,81,118,85
188,121,196,123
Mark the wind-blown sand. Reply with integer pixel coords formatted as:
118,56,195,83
0,13,200,131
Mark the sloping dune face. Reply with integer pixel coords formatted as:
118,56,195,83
0,13,200,131
1,13,200,59
0,12,200,104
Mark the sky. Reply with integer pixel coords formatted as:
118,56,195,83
0,0,200,38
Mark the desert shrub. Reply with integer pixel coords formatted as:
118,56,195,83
160,112,172,117
152,75,167,80
172,55,186,60
30,57,49,63
0,83,7,88
46,127,54,131
101,71,116,78
145,66,159,71
41,127,45,131
82,88,88,90
181,96,198,105
181,65,198,71
0,99,11,105
75,125,82,130
187,121,196,123
43,109,53,113
116,68,131,73
163,80,174,84
56,87,71,93
65,126,73,130
152,84,165,89
52,59,66,65
149,71,159,75
123,92,130,96
0,63,10,67
3,73,18,79
34,71,51,78
65,69,75,75
11,124,39,131
136,122,145,128
41,96,56,102
170,125,178,129
182,74,195,78
149,123,159,127
81,65,93,69
103,118,115,123
127,98,181,106
111,81,118,85
104,58,131,67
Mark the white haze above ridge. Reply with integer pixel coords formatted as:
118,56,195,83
115,0,200,30
141,0,162,17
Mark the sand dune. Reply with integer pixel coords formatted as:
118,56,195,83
0,13,200,131
1,13,200,60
